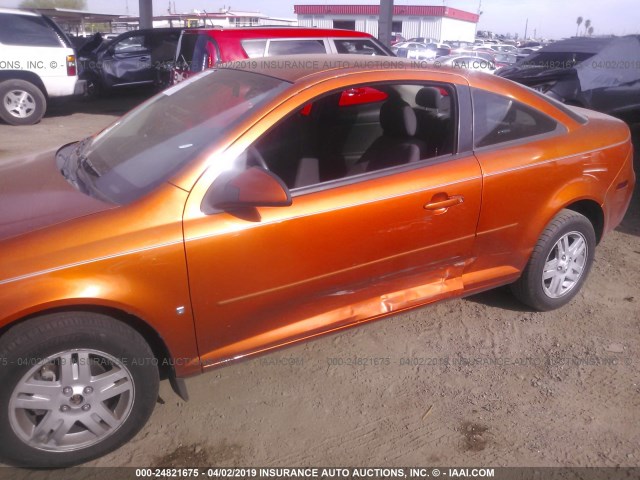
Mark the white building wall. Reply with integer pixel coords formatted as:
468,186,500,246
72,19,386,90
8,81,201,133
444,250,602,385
440,17,476,42
297,15,333,29
417,17,443,42
298,13,473,42
364,16,378,38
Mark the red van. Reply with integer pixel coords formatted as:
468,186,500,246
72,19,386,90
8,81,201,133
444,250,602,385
173,27,393,82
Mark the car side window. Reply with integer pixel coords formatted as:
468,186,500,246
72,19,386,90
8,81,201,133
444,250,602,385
244,82,457,191
472,89,558,148
114,35,147,54
267,39,326,56
0,13,61,47
334,39,386,55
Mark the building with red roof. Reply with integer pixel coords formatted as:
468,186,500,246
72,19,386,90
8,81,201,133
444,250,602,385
294,4,479,43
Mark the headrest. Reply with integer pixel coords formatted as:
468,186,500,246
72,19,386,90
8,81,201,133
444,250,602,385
415,87,442,109
380,100,417,137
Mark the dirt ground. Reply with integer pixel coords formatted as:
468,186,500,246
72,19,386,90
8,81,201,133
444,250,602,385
0,94,639,472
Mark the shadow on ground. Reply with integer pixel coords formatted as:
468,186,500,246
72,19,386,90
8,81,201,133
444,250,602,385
45,89,153,119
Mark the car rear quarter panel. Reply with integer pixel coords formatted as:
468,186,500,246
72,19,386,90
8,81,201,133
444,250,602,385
0,184,201,377
470,105,632,279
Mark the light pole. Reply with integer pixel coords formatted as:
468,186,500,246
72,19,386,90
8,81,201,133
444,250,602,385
378,0,394,47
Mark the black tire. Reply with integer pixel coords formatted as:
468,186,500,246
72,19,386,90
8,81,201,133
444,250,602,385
0,312,159,467
511,209,596,311
0,79,47,126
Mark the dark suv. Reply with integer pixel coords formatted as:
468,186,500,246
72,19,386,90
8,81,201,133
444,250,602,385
173,27,392,83
79,28,182,94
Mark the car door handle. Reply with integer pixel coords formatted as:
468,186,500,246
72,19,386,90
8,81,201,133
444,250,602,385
424,195,464,211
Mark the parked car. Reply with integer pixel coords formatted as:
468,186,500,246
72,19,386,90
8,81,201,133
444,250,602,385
517,46,542,56
407,37,436,44
392,41,435,59
448,40,475,54
0,8,85,125
425,42,452,56
450,49,495,63
79,28,182,94
488,44,518,54
493,52,519,68
437,54,497,73
393,41,450,60
498,35,640,122
0,55,634,467
390,33,406,45
173,27,392,83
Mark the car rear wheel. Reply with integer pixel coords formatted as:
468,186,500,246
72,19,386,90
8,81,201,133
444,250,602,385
0,312,159,467
511,209,596,311
0,79,47,126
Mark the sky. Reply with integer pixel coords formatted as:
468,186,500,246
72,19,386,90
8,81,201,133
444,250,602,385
1,0,638,40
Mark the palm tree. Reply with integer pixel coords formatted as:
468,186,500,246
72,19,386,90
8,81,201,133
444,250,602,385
576,16,583,36
584,19,591,36
588,26,594,36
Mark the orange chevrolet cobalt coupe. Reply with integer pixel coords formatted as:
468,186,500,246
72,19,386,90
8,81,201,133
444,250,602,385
0,56,634,467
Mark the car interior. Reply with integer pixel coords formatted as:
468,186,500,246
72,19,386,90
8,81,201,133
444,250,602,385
250,83,457,190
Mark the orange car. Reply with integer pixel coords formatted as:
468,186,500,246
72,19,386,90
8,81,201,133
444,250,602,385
0,56,634,467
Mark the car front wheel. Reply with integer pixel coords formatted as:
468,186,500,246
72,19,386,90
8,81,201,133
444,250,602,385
0,79,47,126
511,209,596,311
0,312,159,467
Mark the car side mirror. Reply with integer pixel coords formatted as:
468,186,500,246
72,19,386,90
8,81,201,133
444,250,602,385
202,167,292,214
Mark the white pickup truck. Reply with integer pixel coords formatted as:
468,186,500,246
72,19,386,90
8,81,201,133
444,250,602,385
0,8,85,125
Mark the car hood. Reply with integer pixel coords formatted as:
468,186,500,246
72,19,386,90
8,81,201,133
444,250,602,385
0,149,116,242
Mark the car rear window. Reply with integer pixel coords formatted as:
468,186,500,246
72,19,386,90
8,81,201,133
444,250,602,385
0,13,62,47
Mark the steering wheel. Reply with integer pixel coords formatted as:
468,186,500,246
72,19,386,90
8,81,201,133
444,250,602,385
247,146,269,170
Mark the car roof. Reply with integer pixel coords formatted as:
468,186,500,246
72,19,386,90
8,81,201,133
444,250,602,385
183,27,374,39
220,53,489,84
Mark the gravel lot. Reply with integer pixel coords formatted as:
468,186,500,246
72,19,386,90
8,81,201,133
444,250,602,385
1,93,639,473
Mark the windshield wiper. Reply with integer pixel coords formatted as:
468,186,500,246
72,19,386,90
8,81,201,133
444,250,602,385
78,154,101,177
59,137,91,182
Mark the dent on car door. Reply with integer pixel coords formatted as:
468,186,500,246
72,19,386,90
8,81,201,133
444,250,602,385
102,33,153,87
183,82,482,368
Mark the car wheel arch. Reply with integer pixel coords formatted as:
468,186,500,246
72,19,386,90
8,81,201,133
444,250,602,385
511,194,604,274
563,199,604,244
0,70,48,98
0,304,176,382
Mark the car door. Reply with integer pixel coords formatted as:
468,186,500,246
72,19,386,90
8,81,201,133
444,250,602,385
101,32,154,87
182,81,482,368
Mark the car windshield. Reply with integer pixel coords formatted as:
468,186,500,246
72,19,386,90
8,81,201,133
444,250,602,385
68,69,290,204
